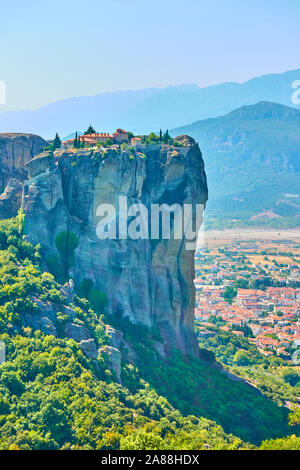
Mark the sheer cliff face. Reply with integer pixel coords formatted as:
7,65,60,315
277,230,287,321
23,137,208,356
0,133,48,192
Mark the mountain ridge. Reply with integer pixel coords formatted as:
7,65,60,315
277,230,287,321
0,68,299,138
170,101,300,227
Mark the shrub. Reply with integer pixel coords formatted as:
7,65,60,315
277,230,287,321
89,289,107,314
55,231,79,275
46,257,66,284
282,369,300,387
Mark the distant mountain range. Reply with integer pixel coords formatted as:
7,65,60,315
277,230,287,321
0,68,300,139
171,101,300,228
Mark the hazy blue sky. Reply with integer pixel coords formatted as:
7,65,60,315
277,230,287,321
0,0,299,111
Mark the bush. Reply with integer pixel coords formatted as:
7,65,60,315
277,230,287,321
282,370,300,387
0,371,25,396
55,231,79,274
89,289,107,314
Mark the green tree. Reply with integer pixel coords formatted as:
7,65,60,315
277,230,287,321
52,133,61,150
74,132,78,148
162,129,171,143
0,370,25,396
289,407,300,426
120,429,165,450
89,289,107,313
84,125,96,135
282,369,300,387
147,132,159,143
233,350,253,366
55,231,79,277
260,435,300,450
234,279,249,289
223,286,237,304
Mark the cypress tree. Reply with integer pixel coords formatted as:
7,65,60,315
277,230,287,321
52,132,61,150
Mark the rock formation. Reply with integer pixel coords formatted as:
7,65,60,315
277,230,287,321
0,178,23,219
22,137,208,356
0,133,48,190
0,133,48,218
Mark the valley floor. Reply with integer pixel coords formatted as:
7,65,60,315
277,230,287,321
201,229,300,246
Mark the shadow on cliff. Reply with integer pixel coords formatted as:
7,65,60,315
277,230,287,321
119,327,293,446
147,353,294,445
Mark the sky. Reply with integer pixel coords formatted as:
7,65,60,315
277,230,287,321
0,0,299,111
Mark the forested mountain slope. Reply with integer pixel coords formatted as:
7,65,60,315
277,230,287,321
0,216,297,449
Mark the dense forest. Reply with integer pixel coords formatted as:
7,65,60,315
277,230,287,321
0,215,299,450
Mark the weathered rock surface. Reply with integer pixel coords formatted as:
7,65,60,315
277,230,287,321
23,139,208,356
26,151,56,178
65,322,91,341
105,325,123,350
0,178,23,219
0,133,48,218
79,338,98,360
0,133,47,191
40,316,57,336
60,280,76,301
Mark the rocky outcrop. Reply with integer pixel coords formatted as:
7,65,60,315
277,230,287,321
0,133,48,191
80,339,98,360
22,138,208,356
0,133,48,218
65,322,91,341
40,316,57,336
0,179,23,219
105,325,123,350
99,345,122,382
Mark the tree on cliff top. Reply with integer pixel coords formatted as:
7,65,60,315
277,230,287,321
52,133,61,150
84,125,96,135
162,129,172,143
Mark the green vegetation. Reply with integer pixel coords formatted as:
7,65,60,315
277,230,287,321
0,333,252,450
55,231,79,278
282,369,300,387
142,130,173,145
73,132,85,149
260,435,300,450
78,278,107,314
196,323,300,406
145,132,160,144
84,125,96,135
0,217,298,449
0,217,254,450
222,286,237,304
52,133,61,150
121,346,292,445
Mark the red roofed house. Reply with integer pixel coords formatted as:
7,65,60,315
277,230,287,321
113,129,129,144
62,129,130,148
